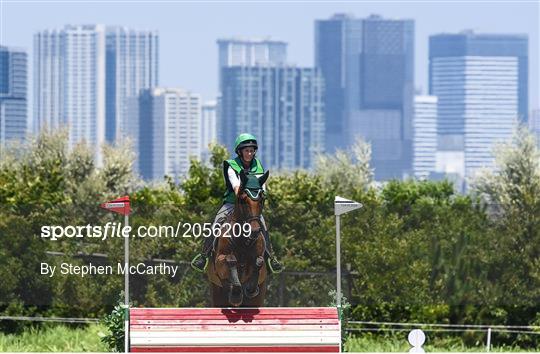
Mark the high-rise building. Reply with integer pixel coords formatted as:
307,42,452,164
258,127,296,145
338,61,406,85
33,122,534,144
135,88,201,180
217,37,287,111
33,29,64,132
201,100,217,163
217,38,287,69
220,65,324,170
106,27,158,143
0,46,27,147
34,25,158,164
35,25,106,162
315,14,414,180
430,31,528,178
413,95,438,179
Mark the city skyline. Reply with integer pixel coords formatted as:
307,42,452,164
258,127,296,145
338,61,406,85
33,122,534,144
1,1,538,129
33,24,158,164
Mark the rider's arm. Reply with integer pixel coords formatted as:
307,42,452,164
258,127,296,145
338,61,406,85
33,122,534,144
227,167,241,196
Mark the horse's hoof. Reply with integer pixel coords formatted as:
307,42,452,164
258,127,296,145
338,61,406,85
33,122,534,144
245,286,259,299
229,285,243,306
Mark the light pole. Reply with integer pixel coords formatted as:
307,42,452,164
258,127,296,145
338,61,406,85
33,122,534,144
334,196,362,308
100,196,131,353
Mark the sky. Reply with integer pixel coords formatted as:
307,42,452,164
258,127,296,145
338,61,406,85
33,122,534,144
1,0,539,114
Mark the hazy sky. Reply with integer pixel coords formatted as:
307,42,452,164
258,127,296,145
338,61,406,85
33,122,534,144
1,0,539,112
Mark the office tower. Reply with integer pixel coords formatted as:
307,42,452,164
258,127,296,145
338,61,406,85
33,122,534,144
0,46,27,147
35,25,106,163
315,14,414,180
33,29,64,132
201,100,217,162
217,38,287,146
220,65,324,170
430,31,528,178
136,88,201,180
413,95,438,179
217,38,287,69
105,27,158,142
34,25,158,164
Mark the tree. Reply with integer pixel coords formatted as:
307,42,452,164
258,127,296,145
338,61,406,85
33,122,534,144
471,126,540,327
314,137,373,196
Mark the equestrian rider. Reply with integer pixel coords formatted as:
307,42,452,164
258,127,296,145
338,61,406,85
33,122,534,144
190,133,283,274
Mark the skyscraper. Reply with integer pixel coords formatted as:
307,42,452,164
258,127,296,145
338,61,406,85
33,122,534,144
315,14,414,180
220,65,324,170
106,27,158,142
136,88,201,180
34,25,158,164
216,38,287,132
217,38,287,69
413,95,438,179
430,31,528,178
0,46,27,147
34,29,64,132
35,25,106,162
201,100,217,163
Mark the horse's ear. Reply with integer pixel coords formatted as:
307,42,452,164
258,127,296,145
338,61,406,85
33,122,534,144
258,170,269,186
239,169,248,188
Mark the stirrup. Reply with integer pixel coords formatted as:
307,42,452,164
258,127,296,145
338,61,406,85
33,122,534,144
191,254,208,273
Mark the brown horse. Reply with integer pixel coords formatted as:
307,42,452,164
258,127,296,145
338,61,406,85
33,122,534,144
207,170,269,307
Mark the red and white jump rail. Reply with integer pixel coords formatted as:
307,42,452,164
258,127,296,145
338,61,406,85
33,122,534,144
130,307,341,352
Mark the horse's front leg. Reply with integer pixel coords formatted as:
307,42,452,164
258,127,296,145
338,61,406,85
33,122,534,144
245,255,264,299
226,254,243,306
245,234,265,299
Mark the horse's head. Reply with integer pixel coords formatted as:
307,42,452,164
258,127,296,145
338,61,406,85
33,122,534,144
236,170,269,241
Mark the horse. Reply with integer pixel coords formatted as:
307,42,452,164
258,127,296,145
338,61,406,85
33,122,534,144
207,169,269,307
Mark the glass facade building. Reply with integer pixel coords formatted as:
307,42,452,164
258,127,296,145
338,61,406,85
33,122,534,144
217,38,287,68
315,14,414,180
220,65,325,170
0,46,27,147
201,100,217,163
135,88,201,180
429,32,528,178
413,95,438,179
105,27,159,143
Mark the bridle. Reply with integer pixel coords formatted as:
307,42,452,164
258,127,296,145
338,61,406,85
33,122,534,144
232,187,265,249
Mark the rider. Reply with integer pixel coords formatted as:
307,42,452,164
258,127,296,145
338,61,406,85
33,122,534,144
190,133,283,274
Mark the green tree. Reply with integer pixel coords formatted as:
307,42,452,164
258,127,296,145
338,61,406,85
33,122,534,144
471,126,540,329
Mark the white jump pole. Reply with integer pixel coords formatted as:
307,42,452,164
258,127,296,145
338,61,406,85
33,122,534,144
335,214,342,308
124,213,129,353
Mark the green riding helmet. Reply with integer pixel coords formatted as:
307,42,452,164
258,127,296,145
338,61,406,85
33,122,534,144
234,133,258,155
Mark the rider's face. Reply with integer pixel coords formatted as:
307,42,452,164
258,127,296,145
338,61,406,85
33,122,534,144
241,147,255,162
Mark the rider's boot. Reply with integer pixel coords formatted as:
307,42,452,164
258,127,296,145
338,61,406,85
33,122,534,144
191,236,214,272
263,230,283,274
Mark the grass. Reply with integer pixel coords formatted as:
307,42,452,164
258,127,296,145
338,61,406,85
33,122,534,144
0,323,109,352
344,333,539,352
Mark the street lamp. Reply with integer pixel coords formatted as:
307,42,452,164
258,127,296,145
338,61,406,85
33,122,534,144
334,196,362,308
100,196,131,353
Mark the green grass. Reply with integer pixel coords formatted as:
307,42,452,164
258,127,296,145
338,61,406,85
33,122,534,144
344,333,539,352
0,323,109,352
